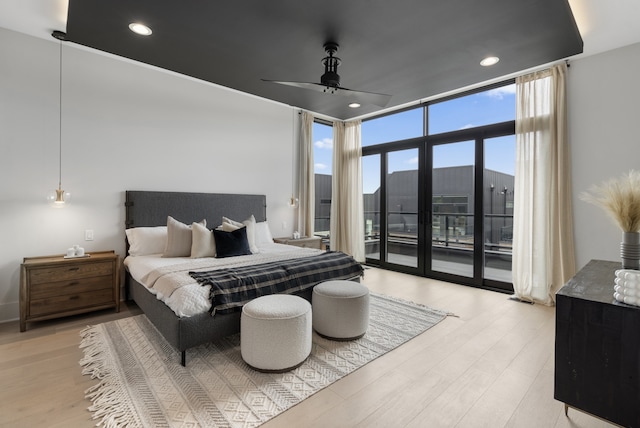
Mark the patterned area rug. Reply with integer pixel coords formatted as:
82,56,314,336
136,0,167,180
79,293,448,427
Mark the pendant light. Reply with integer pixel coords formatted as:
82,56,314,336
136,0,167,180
47,31,71,206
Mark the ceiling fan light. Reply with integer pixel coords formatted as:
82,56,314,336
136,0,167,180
129,22,152,36
480,56,500,66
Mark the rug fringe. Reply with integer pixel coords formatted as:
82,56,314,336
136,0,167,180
79,325,141,428
79,325,109,379
86,380,139,428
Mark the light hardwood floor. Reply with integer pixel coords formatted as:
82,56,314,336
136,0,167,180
0,268,616,428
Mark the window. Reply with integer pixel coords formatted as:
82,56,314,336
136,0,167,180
483,135,516,282
361,81,516,291
313,121,333,235
429,84,516,135
363,154,381,260
362,108,423,147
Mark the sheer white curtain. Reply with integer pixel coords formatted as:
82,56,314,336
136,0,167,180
512,63,576,305
296,111,315,238
330,120,365,262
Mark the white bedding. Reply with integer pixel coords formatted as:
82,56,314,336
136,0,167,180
124,243,322,317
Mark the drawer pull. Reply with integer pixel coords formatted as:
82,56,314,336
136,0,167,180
67,281,79,286
68,267,80,271
69,295,80,300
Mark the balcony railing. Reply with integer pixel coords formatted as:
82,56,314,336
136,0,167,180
359,211,513,278
318,212,512,253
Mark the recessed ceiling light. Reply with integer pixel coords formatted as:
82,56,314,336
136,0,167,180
129,23,152,36
480,56,499,66
348,102,361,108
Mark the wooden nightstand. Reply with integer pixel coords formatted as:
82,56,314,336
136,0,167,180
20,250,120,332
273,236,323,249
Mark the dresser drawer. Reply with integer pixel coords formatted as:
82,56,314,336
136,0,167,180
30,275,113,300
28,261,113,285
29,288,115,317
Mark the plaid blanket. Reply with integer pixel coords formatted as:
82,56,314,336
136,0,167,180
189,251,363,315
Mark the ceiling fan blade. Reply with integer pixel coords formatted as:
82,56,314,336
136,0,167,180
262,79,327,91
334,86,392,107
262,79,391,107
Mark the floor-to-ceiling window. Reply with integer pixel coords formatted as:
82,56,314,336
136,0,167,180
313,120,333,237
483,135,515,283
363,154,381,261
431,140,476,278
362,81,515,292
387,148,419,268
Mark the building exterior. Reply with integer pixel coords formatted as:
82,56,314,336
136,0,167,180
317,165,514,273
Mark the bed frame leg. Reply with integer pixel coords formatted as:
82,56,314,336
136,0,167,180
181,350,186,367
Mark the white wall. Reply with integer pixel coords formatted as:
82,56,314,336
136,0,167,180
0,28,299,321
569,41,640,271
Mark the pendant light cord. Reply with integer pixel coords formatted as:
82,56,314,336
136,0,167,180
292,109,295,197
58,40,63,189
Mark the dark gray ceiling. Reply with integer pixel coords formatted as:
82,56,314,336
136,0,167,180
65,0,582,120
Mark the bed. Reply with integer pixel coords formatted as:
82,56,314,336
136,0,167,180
123,190,362,366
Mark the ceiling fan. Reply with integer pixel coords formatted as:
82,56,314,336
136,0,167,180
263,42,392,107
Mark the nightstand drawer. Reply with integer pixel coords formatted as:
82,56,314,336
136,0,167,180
28,261,113,285
273,236,323,249
29,288,115,317
296,240,320,248
30,275,113,300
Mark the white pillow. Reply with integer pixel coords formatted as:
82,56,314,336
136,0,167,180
222,215,258,253
125,226,167,257
254,221,274,246
191,222,216,258
163,216,206,258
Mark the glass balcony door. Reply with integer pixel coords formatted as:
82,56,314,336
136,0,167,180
386,149,420,269
483,136,515,283
363,154,381,262
430,141,476,278
362,130,514,292
362,147,423,275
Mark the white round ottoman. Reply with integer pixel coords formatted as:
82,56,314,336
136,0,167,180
312,280,370,340
241,294,312,372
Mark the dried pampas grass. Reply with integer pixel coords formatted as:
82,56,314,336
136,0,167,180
580,170,640,232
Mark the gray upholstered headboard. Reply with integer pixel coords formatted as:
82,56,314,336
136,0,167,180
125,191,267,229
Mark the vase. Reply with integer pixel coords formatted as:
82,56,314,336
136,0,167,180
621,231,640,270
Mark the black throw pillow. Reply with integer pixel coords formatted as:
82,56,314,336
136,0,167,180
213,226,252,258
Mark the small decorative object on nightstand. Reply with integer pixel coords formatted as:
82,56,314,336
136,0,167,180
20,250,120,332
273,236,323,250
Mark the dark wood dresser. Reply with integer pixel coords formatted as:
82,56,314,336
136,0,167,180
20,250,120,331
555,259,640,427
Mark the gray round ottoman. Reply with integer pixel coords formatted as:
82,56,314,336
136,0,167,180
240,294,312,372
312,280,370,340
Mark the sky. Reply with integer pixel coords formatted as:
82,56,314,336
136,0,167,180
313,84,516,194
